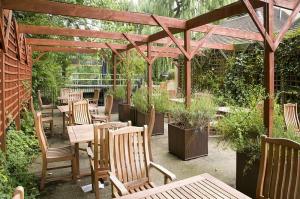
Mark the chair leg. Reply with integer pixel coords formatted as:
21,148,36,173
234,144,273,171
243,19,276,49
50,121,54,136
40,160,47,190
94,175,100,199
71,158,77,181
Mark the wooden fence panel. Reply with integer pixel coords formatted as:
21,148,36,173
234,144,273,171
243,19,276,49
0,10,32,150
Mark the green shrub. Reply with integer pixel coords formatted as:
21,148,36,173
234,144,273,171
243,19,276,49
0,110,39,199
132,88,171,114
107,86,126,100
170,93,216,129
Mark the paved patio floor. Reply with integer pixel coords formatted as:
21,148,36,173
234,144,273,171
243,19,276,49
33,110,236,199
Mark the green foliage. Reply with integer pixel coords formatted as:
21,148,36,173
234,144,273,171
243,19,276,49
132,88,170,113
170,93,216,129
132,88,148,113
0,111,39,199
107,86,126,100
120,51,145,81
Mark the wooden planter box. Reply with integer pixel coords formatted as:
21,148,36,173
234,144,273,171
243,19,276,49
236,152,260,198
118,103,130,122
112,99,123,114
168,123,208,160
130,106,137,126
136,110,164,135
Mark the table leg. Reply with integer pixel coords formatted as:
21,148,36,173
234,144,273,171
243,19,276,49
75,143,80,179
63,112,66,135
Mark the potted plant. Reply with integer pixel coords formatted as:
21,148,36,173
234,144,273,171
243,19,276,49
118,51,145,123
107,86,126,114
168,94,216,160
132,88,170,135
216,95,290,198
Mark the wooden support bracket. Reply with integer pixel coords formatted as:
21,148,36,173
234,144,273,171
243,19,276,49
274,0,300,49
152,15,192,60
191,27,215,57
4,10,12,49
105,43,124,60
241,0,275,51
33,52,46,64
123,33,151,64
0,8,6,52
150,39,174,63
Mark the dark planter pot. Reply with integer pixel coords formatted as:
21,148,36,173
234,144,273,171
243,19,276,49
168,123,208,160
118,103,130,122
236,152,260,198
112,99,123,114
136,110,164,135
130,106,137,126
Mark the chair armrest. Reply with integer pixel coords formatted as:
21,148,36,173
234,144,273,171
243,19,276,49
91,114,108,122
150,162,176,182
109,172,129,196
86,147,94,159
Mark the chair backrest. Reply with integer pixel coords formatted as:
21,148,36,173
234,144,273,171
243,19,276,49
93,89,100,101
68,91,83,102
12,186,24,199
147,105,155,138
109,126,150,188
256,135,300,199
37,90,43,109
284,103,300,132
72,100,91,125
34,112,48,155
93,121,131,172
104,94,113,115
60,88,71,98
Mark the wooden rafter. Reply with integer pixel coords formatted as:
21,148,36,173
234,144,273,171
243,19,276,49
273,0,300,49
151,40,174,62
26,38,184,55
241,0,275,51
32,46,98,54
152,15,191,60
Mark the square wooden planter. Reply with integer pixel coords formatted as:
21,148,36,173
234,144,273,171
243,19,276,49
118,103,130,122
112,99,123,114
236,152,260,198
130,106,137,126
136,110,164,135
168,123,208,160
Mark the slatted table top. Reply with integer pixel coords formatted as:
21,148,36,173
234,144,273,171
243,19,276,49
118,173,251,199
57,105,99,113
67,124,94,144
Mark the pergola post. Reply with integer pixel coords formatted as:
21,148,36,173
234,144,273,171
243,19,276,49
112,52,117,90
263,2,274,137
147,42,152,103
184,30,191,107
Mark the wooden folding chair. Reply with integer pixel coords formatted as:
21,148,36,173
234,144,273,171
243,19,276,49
12,186,24,199
88,89,100,107
108,125,176,198
256,135,300,199
92,94,113,122
284,103,300,134
34,112,76,190
71,100,92,125
68,91,83,102
59,88,71,104
86,121,131,199
147,105,155,161
30,97,53,135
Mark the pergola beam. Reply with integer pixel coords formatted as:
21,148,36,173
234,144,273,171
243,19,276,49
26,38,183,55
20,24,236,51
32,46,99,54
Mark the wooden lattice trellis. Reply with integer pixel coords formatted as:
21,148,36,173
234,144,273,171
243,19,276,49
0,10,32,150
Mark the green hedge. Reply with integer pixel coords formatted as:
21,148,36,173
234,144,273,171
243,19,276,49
0,111,40,199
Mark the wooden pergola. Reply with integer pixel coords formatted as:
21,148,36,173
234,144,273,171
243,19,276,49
0,0,300,150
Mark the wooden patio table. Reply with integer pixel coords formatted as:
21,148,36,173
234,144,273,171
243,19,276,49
118,173,251,199
67,124,94,178
57,105,98,135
